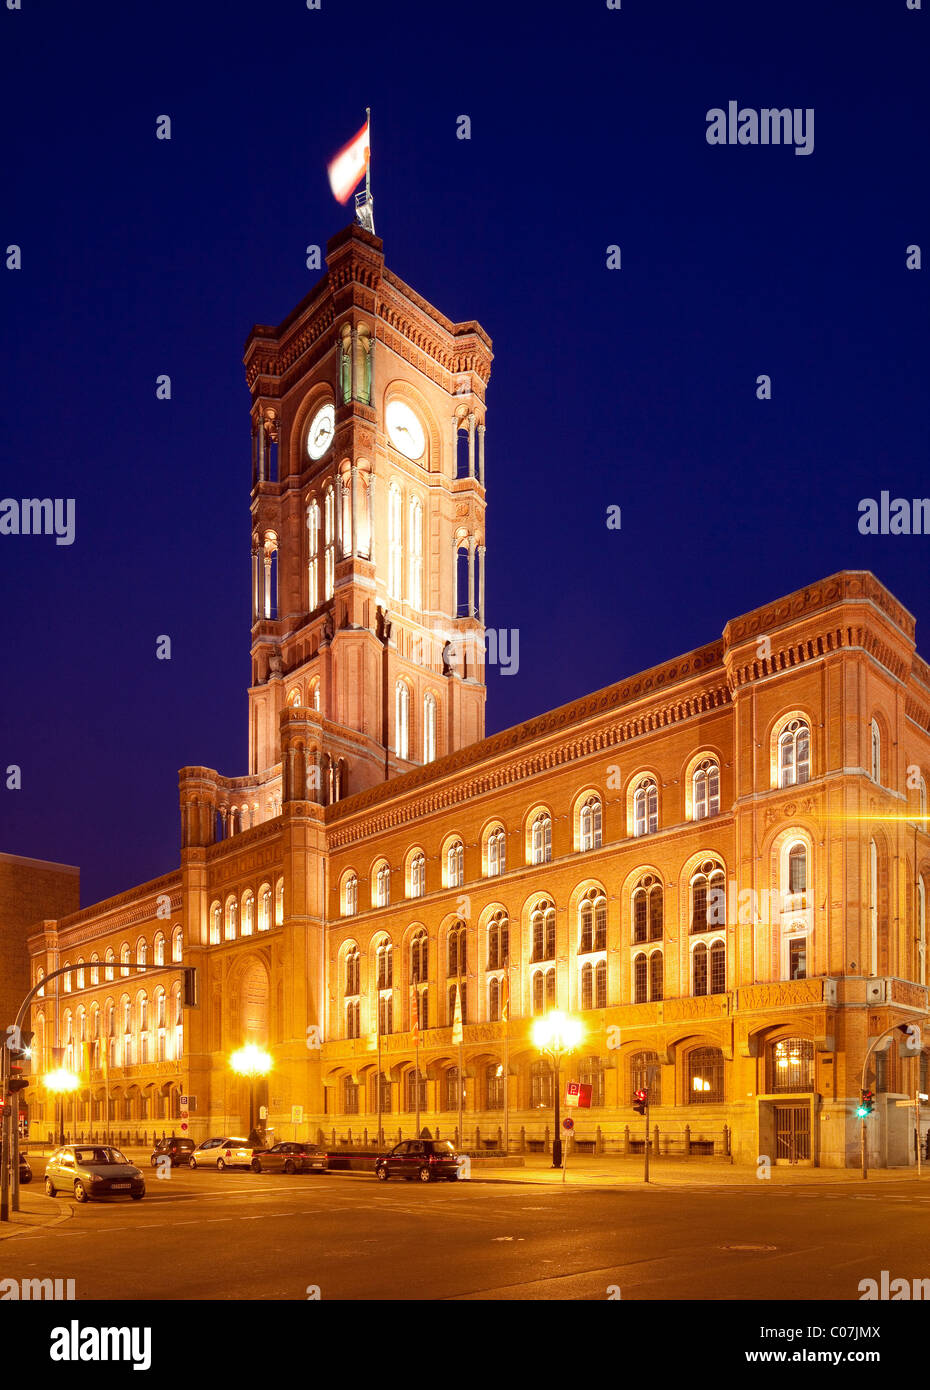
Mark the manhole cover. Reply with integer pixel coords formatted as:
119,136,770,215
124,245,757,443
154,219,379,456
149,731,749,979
720,1243,777,1252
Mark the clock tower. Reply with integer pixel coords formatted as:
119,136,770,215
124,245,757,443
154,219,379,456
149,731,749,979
243,223,492,807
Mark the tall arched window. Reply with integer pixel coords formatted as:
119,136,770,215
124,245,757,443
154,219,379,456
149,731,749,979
531,902,556,961
241,891,255,936
171,927,183,963
487,826,506,877
374,862,391,909
395,681,409,761
691,861,726,933
323,486,335,599
633,779,658,836
409,852,426,898
870,719,882,783
259,886,272,931
455,544,470,618
581,960,607,1009
787,843,807,895
531,969,556,1015
307,498,320,610
446,839,464,888
778,719,810,787
376,939,393,990
345,946,360,997
487,910,509,969
693,939,726,995
531,812,552,865
578,890,607,953
309,678,321,712
633,952,648,1003
650,950,664,1001
580,796,602,851
423,692,437,763
692,759,720,820
120,944,131,978
275,878,284,925
105,950,115,982
408,496,423,608
343,873,358,917
632,875,664,942
411,930,429,984
388,482,403,599
447,921,467,978
225,897,237,941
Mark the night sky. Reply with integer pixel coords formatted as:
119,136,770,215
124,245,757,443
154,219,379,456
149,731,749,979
1,0,927,907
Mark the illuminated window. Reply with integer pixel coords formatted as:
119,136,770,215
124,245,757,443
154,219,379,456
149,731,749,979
692,759,720,820
633,779,658,837
388,482,403,599
579,796,602,851
531,812,552,865
323,486,335,600
446,840,464,888
423,692,437,763
487,826,506,877
691,861,725,933
778,719,810,788
768,1037,813,1093
409,497,423,608
307,498,320,610
531,902,556,962
343,874,358,917
395,682,409,761
688,1047,724,1104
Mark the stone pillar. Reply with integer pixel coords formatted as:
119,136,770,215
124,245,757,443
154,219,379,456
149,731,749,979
477,423,485,485
251,549,259,621
351,464,358,557
477,545,486,624
467,412,476,478
257,416,266,482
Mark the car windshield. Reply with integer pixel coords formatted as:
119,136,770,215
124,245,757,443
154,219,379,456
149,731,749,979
74,1148,127,1165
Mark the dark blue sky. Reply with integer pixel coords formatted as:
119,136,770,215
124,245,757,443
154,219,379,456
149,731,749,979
1,0,927,906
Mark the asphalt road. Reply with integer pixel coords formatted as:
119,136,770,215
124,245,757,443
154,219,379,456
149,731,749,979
2,1167,929,1301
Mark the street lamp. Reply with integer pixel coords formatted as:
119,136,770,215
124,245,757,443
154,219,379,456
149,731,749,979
43,1068,80,1146
531,1011,583,1168
229,1045,272,1142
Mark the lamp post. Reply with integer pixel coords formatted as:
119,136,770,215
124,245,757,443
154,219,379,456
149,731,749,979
43,1068,80,1146
229,1045,272,1143
531,1011,583,1169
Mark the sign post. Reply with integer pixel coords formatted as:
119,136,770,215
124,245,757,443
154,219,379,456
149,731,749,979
561,1117,574,1184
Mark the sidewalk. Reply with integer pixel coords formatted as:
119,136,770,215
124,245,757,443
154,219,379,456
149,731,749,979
469,1152,929,1188
0,1190,71,1241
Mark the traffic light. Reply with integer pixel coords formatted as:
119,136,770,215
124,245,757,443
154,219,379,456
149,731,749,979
856,1089,874,1118
633,1088,648,1115
7,1029,34,1094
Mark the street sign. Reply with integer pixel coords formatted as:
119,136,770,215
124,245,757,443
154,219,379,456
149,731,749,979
565,1081,592,1109
259,1106,267,1120
180,1096,189,1108
562,1117,574,1130
291,1105,304,1124
895,1100,928,1108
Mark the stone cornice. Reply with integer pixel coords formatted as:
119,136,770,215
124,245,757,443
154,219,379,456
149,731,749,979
57,875,182,943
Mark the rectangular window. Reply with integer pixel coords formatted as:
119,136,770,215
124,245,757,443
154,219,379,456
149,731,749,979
788,938,807,980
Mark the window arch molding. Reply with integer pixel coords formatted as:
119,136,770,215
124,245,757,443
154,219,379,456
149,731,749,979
405,847,427,899
341,869,359,918
681,852,728,937
525,806,553,865
572,788,603,853
441,834,465,889
683,749,722,822
869,713,890,786
481,819,507,878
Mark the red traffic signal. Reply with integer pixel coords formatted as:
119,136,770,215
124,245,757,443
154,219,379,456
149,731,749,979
633,1088,648,1115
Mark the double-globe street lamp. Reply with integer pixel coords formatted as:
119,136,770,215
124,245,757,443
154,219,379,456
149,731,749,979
43,1068,80,1146
229,1045,272,1143
531,1011,583,1169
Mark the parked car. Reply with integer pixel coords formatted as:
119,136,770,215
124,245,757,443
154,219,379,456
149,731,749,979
44,1145,145,1202
150,1137,195,1168
189,1137,257,1170
375,1139,460,1183
250,1142,327,1175
19,1152,32,1184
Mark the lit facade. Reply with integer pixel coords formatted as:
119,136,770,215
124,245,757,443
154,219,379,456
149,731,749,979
19,226,930,1167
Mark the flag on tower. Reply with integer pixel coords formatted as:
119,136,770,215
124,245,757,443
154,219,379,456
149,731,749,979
451,983,463,1045
327,118,371,205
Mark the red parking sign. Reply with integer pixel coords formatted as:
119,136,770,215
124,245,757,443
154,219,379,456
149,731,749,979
565,1082,593,1109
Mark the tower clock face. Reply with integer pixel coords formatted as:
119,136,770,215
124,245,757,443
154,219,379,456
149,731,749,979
385,400,425,460
307,404,335,460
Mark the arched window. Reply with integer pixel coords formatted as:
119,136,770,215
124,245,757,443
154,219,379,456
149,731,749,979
632,874,663,942
376,940,393,990
409,852,426,898
171,927,183,963
323,485,335,600
388,482,403,599
631,1050,661,1105
455,544,470,618
210,902,221,944
241,891,255,936
691,861,726,933
487,910,509,970
374,862,391,908
530,1058,553,1107
650,950,664,1001
275,878,284,925
423,692,437,763
580,796,602,851
36,967,46,997
120,944,131,978
488,977,501,1022
870,719,882,783
768,1037,814,1093
693,942,707,995
692,759,720,821
633,779,658,837
486,1062,504,1109
694,939,726,995
787,843,807,895
447,980,467,1025
578,890,607,953
153,933,165,967
486,826,506,877
343,873,358,917
446,839,464,889
531,902,556,962
447,921,467,978
411,930,429,984
345,1000,360,1039
76,959,85,990
633,952,647,1003
408,496,423,608
580,961,608,1010
531,967,556,1015
395,681,409,761
345,947,360,997
531,811,552,865
307,498,320,610
225,897,237,941
259,886,272,931
405,1067,427,1113
105,950,115,982
778,719,811,787
689,1047,724,1103
309,678,321,713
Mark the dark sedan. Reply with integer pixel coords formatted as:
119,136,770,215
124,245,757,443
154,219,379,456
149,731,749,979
150,1137,195,1167
250,1142,327,1174
375,1139,460,1182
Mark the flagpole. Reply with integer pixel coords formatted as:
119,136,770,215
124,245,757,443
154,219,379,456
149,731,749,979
365,106,371,203
414,987,421,1140
457,977,464,1150
376,1001,383,1149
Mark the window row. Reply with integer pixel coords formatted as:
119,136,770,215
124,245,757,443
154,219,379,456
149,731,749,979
41,927,184,996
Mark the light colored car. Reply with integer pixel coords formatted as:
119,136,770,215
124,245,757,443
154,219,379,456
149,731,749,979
44,1144,145,1202
189,1137,256,1170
